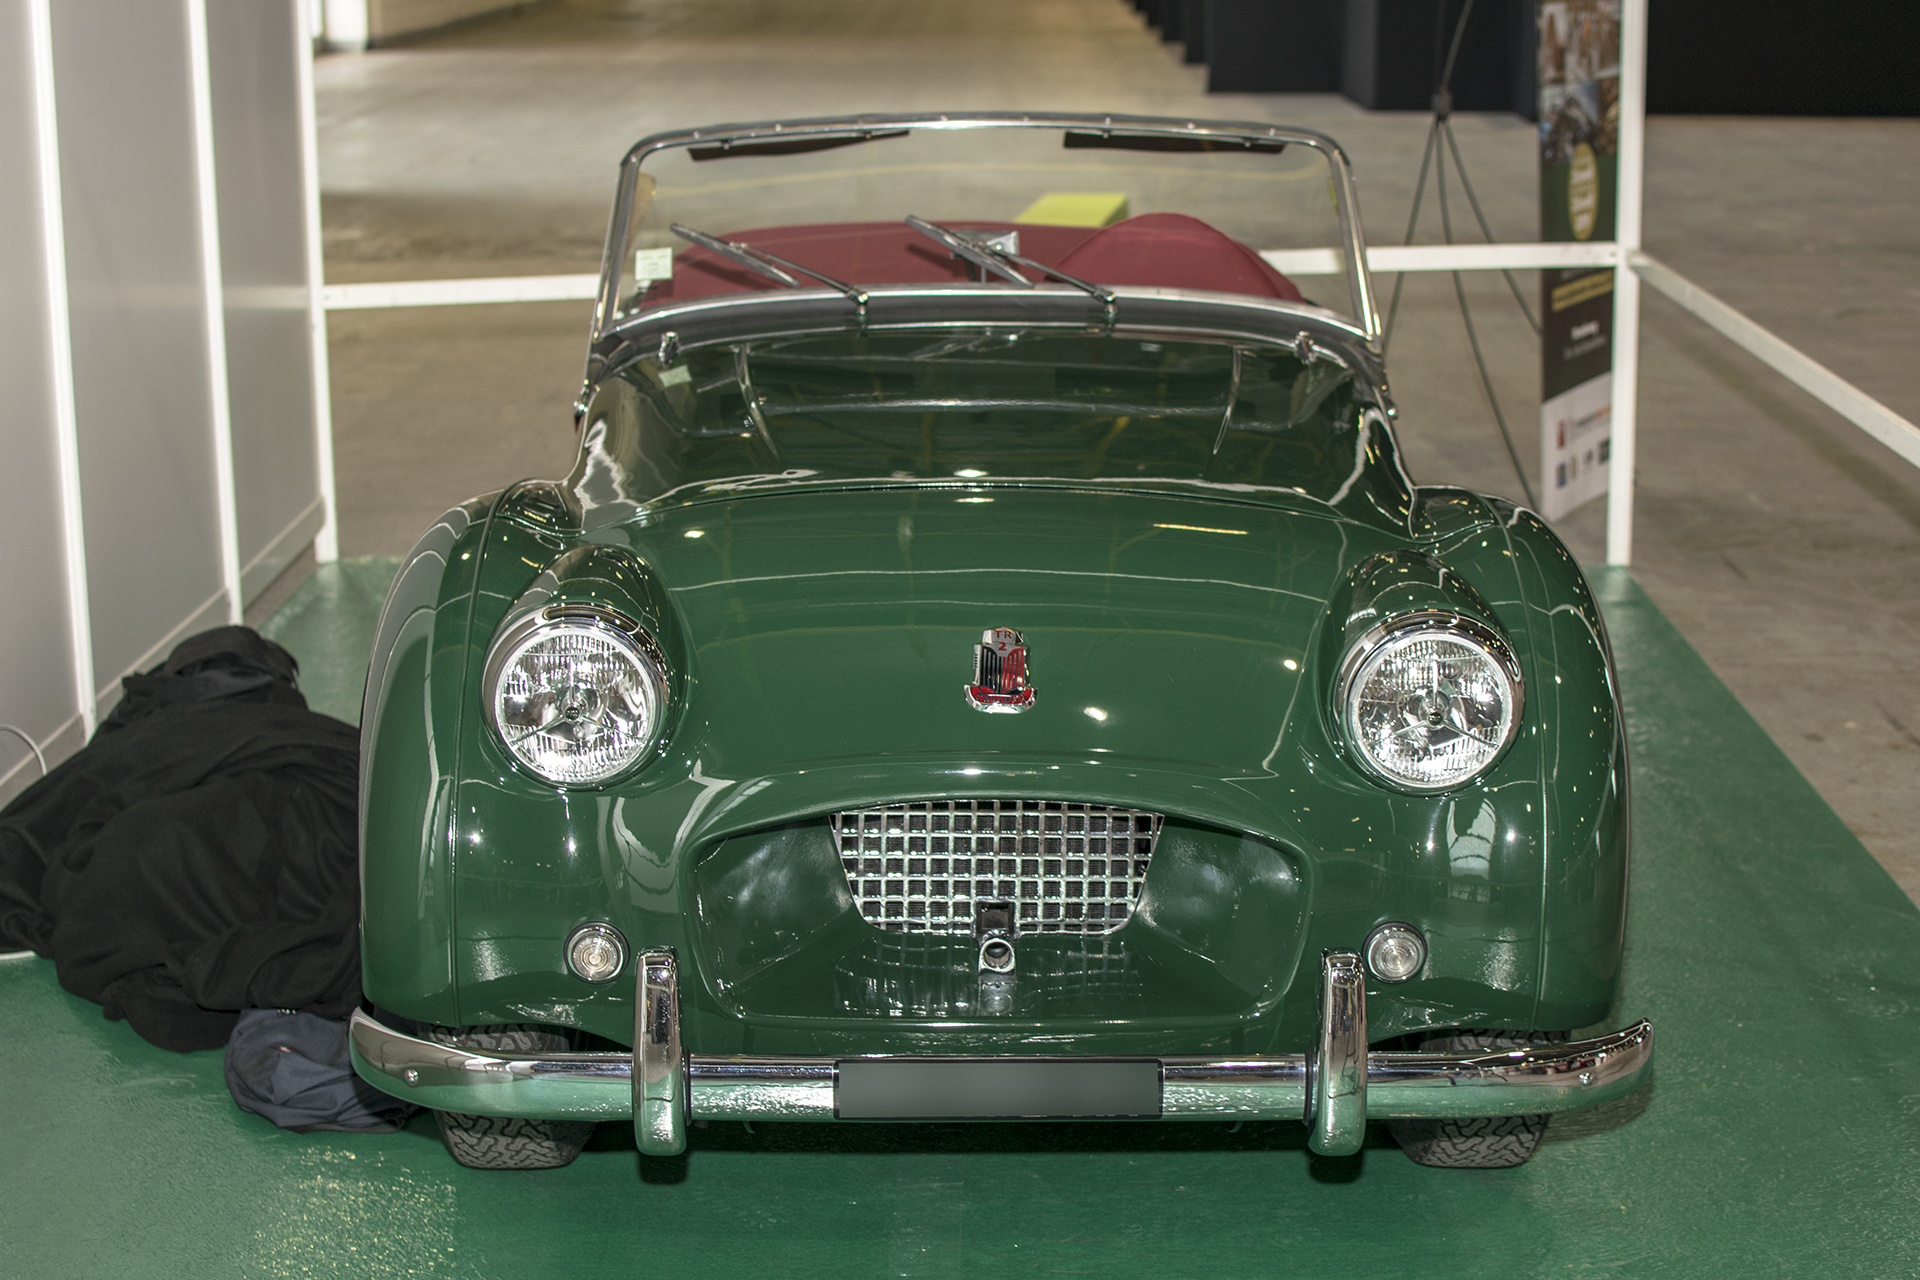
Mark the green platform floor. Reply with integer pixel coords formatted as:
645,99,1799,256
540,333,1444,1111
4,564,1917,1278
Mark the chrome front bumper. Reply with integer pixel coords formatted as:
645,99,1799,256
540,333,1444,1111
349,950,1653,1158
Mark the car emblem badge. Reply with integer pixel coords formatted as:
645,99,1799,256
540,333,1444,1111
966,628,1035,713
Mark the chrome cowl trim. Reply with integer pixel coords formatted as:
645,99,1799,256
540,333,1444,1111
350,954,1653,1137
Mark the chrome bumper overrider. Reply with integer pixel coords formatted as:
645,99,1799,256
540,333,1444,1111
349,950,1653,1158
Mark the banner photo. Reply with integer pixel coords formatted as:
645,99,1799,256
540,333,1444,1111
1538,0,1620,521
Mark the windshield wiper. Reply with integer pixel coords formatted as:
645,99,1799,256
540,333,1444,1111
669,223,869,322
904,215,1031,287
905,215,1116,324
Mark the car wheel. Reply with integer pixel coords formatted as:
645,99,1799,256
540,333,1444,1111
1386,1031,1566,1169
423,1024,595,1170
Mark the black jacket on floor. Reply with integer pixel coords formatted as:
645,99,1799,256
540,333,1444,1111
0,628,361,1052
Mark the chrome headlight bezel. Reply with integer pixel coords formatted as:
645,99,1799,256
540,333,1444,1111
1335,610,1524,794
482,603,669,788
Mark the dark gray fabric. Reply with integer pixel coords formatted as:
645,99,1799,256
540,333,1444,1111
225,1009,417,1133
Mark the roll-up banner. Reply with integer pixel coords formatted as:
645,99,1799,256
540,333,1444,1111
1537,1,1621,521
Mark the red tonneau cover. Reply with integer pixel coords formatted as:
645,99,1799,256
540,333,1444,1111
642,213,1303,306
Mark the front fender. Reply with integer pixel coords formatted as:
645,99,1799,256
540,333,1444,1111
1438,495,1628,1030
1502,505,1629,1028
359,494,497,1026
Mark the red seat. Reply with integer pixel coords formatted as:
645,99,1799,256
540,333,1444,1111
1051,213,1304,302
644,214,1301,304
651,221,1097,303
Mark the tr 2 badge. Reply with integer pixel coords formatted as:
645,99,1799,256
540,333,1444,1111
966,628,1034,713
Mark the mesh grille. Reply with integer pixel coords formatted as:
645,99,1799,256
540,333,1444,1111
830,799,1162,935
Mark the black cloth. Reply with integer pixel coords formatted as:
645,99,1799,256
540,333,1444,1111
96,624,307,732
0,627,362,1052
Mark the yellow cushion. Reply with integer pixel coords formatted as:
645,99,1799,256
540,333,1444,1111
1013,193,1131,228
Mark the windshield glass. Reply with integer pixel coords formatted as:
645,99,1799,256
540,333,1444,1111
570,332,1396,515
606,121,1360,325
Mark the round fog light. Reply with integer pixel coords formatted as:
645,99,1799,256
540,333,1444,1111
566,923,628,983
1365,923,1426,982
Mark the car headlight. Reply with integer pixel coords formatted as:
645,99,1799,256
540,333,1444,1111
483,604,668,786
1337,611,1522,792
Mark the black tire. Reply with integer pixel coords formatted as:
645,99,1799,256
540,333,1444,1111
423,1024,595,1170
1387,1031,1564,1169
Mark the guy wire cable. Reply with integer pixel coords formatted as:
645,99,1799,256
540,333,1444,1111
1437,117,1538,508
1441,117,1541,335
1381,116,1440,352
1385,0,1475,351
1386,0,1539,507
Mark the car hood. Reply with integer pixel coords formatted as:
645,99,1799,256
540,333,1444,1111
597,484,1410,800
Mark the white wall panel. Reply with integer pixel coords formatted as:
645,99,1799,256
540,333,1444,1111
51,0,228,715
0,0,81,797
0,0,329,793
208,0,326,604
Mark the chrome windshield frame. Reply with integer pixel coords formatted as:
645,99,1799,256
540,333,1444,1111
590,112,1380,349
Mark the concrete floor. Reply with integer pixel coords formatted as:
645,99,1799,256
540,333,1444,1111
314,0,1920,900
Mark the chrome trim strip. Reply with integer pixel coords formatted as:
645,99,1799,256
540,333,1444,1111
690,1057,839,1121
1309,951,1368,1156
1159,1057,1309,1118
634,950,687,1155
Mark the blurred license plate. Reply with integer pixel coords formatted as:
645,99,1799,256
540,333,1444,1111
835,1058,1162,1119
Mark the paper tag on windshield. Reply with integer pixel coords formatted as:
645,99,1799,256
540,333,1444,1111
634,247,673,284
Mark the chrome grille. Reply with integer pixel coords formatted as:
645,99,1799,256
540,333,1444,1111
830,799,1162,936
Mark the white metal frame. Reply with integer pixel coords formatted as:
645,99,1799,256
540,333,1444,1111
12,0,339,792
1606,0,1648,565
185,0,245,624
295,0,340,563
26,0,95,740
307,0,1920,567
1631,252,1920,472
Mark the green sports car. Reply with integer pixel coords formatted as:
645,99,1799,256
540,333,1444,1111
349,113,1651,1172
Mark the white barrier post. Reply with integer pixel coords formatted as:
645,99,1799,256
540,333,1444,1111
185,0,244,622
27,0,96,737
296,0,340,563
1606,0,1648,566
